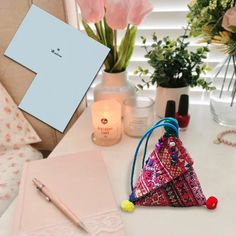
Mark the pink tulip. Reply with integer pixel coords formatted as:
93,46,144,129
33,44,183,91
222,7,236,32
105,0,129,29
128,0,153,26
76,0,105,23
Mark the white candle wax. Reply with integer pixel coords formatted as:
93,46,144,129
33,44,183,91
91,100,122,146
123,96,154,137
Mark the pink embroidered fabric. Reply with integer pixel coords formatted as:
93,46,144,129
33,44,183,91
131,135,206,207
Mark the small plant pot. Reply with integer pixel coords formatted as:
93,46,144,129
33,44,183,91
155,86,189,117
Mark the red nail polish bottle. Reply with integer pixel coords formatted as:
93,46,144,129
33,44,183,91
176,94,190,130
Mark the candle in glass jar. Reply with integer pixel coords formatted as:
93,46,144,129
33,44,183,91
91,100,122,146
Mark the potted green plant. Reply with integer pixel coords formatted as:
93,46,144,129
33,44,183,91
76,0,153,104
135,34,214,117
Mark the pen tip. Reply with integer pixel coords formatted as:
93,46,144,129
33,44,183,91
80,221,89,233
32,177,41,186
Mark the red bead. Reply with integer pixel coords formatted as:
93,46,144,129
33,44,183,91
206,196,218,210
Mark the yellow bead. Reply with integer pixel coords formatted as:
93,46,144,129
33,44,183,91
121,200,135,213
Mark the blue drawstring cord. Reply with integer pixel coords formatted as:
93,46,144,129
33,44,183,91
141,119,163,168
142,118,179,168
130,118,179,192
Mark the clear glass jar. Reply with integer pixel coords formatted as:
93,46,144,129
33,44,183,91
123,96,154,137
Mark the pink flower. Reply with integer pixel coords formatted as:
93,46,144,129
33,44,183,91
105,0,129,29
76,0,105,23
128,0,153,26
105,0,153,29
222,7,236,32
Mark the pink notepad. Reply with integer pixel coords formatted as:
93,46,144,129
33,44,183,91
13,151,125,236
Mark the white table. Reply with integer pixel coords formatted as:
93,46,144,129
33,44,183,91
1,104,236,236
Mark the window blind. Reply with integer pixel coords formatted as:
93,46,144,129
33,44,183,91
75,0,225,104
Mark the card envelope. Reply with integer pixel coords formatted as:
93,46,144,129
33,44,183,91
5,5,109,132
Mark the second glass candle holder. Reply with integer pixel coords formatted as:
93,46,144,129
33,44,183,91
123,96,154,137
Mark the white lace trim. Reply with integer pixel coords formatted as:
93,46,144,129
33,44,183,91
20,209,124,236
83,209,124,235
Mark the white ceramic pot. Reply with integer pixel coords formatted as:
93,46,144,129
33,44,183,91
155,86,189,117
93,71,136,105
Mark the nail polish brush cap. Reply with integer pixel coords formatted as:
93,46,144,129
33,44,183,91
165,100,176,118
178,94,189,116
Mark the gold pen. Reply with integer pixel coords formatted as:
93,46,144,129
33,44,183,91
32,177,88,233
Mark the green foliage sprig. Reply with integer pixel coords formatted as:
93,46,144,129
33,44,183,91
83,20,137,73
135,34,215,90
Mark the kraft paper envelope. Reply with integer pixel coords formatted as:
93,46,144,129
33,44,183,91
13,151,125,236
5,5,109,132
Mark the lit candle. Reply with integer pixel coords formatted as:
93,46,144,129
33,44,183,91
91,100,122,146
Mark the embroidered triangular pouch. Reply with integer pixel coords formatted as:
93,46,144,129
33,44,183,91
122,118,218,211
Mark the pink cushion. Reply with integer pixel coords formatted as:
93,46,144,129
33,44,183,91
0,145,42,216
0,82,42,215
0,82,41,151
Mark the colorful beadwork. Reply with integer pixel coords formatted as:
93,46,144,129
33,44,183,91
122,118,218,212
130,135,207,207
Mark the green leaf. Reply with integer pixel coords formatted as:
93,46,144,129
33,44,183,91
152,33,157,42
141,36,146,44
138,66,143,71
137,84,143,90
104,18,113,49
230,25,236,33
82,20,101,43
111,26,131,72
123,26,137,69
103,18,114,71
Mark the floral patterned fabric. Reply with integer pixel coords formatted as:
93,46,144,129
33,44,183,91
0,145,42,215
0,83,41,149
0,82,43,216
131,135,206,207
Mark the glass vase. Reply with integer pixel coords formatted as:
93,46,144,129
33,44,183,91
93,70,136,105
210,55,236,126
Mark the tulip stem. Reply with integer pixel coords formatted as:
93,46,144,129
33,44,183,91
111,24,131,72
95,23,101,40
99,21,107,45
113,30,118,64
121,24,131,61
95,22,105,44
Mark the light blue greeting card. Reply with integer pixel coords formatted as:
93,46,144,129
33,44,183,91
5,5,109,132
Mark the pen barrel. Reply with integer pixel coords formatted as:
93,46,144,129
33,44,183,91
54,197,82,227
41,188,85,229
